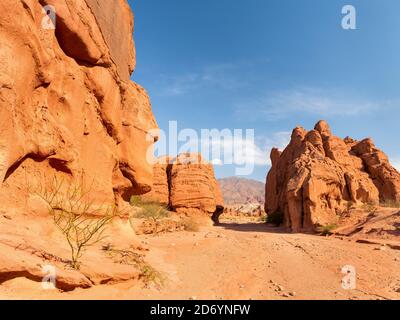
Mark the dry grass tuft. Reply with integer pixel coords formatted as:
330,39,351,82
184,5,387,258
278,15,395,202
182,217,200,232
130,196,170,220
316,224,338,236
102,245,164,287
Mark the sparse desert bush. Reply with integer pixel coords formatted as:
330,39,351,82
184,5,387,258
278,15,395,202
102,245,164,286
380,200,400,208
30,176,117,270
266,211,284,226
130,196,170,219
316,224,337,236
182,217,200,232
140,264,165,286
259,215,267,223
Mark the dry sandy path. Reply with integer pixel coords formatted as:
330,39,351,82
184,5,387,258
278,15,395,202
134,223,399,300
1,222,399,300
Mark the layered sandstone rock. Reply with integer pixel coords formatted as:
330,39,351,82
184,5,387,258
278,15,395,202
141,156,171,205
143,154,224,223
0,0,158,211
170,154,223,218
265,121,400,232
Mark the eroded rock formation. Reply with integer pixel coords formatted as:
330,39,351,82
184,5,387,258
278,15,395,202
0,0,158,211
141,156,171,206
143,153,224,223
265,120,400,232
0,0,158,290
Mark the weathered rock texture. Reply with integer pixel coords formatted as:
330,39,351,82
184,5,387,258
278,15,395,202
143,154,224,223
265,121,400,232
141,156,171,205
170,154,224,217
0,0,157,290
0,0,158,211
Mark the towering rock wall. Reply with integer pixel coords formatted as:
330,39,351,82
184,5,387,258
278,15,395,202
265,121,400,232
143,154,224,223
0,0,158,212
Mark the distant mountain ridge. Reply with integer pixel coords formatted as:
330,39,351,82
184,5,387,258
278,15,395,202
218,177,265,205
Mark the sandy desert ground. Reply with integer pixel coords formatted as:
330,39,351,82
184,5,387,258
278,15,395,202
1,218,399,300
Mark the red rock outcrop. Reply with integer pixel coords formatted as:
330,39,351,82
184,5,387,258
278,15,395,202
0,0,158,290
0,0,158,211
170,153,224,217
265,121,400,232
143,154,224,223
141,156,171,205
350,139,400,203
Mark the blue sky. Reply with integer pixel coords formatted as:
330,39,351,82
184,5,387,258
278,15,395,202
128,0,400,181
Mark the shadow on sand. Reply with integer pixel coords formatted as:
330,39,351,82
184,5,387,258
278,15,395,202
215,222,290,234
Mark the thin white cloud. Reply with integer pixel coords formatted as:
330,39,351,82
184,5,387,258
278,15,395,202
159,73,199,96
176,131,290,167
257,131,291,166
235,87,399,120
210,158,223,166
200,63,244,90
156,62,252,97
192,136,269,166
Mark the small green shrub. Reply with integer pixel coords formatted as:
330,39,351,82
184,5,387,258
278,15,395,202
259,215,267,223
31,176,117,270
130,195,144,207
266,211,284,226
130,196,170,220
316,224,337,236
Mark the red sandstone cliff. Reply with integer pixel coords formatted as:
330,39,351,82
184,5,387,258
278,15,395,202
0,0,158,211
0,0,158,289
